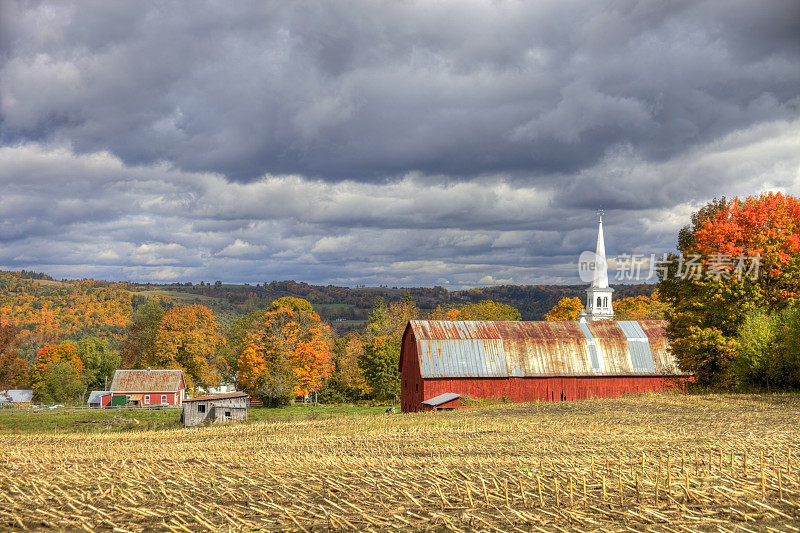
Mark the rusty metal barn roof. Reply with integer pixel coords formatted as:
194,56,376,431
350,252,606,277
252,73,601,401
184,392,249,403
110,369,184,392
407,320,683,378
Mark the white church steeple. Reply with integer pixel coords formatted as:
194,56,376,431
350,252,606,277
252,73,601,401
582,211,614,320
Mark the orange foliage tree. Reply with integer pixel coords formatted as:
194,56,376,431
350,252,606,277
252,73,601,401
151,304,225,390
544,297,584,321
659,193,800,386
237,299,332,406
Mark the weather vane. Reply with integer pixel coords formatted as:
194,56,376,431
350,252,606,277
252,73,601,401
597,208,604,222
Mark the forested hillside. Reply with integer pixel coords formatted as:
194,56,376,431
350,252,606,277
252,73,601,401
132,280,655,331
0,271,133,360
0,269,655,363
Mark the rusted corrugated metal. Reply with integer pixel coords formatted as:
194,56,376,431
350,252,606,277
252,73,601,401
638,321,680,374
184,392,248,403
408,320,683,379
110,369,185,392
585,320,631,375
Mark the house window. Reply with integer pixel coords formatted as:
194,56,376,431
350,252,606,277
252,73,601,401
198,404,206,414
161,395,167,404
225,411,231,418
144,395,150,405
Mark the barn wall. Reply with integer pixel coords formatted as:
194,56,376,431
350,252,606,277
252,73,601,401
183,396,248,427
400,330,425,413
413,376,684,410
109,392,180,406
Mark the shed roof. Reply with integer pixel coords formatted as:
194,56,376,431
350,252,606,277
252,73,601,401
184,392,249,403
422,393,461,406
87,391,111,404
0,389,33,403
404,320,683,378
110,369,184,392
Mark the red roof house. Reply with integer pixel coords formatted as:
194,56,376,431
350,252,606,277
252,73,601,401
109,369,186,407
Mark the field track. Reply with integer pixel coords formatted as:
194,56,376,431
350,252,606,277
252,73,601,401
2,394,799,531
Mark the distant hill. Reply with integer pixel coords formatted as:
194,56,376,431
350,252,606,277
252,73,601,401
1,270,657,356
130,280,658,332
0,271,133,360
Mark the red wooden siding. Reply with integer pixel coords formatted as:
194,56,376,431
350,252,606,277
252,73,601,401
109,391,181,406
421,375,683,405
400,323,688,413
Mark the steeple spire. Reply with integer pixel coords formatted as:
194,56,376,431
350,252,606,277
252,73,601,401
583,210,614,321
592,211,609,289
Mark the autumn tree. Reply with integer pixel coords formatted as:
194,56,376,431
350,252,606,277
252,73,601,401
359,336,401,402
357,295,419,403
237,299,332,406
732,307,800,390
428,300,521,321
659,193,800,386
613,292,669,320
544,297,584,321
151,304,226,390
120,299,165,368
321,332,370,401
0,323,29,389
34,362,85,404
75,337,120,391
31,342,85,403
365,294,418,342
218,309,266,383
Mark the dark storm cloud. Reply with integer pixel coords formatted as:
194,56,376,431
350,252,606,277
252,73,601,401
2,0,798,183
0,1,799,286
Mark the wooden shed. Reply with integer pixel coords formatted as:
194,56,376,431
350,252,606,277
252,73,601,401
400,319,688,413
182,392,249,427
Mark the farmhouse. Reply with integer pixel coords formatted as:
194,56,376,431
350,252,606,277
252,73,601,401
399,217,687,413
182,392,248,427
109,369,186,407
0,389,33,407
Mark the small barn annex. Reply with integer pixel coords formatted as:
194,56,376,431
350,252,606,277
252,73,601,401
87,391,112,408
109,369,186,407
400,319,687,413
0,389,33,407
182,392,248,427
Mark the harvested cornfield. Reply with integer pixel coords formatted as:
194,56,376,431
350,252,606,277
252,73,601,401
2,394,799,531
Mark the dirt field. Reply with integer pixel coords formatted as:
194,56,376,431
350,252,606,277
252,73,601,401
2,394,799,531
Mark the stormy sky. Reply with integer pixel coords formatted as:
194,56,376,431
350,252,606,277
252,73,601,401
1,1,798,287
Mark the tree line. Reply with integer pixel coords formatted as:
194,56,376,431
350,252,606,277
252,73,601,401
0,292,520,405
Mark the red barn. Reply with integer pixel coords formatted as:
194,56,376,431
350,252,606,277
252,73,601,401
400,319,687,413
109,369,186,407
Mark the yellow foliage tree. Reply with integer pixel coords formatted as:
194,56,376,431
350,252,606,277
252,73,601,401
428,300,521,321
544,297,584,321
151,304,225,391
613,292,669,320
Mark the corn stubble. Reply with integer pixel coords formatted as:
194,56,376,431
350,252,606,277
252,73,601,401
1,394,799,531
